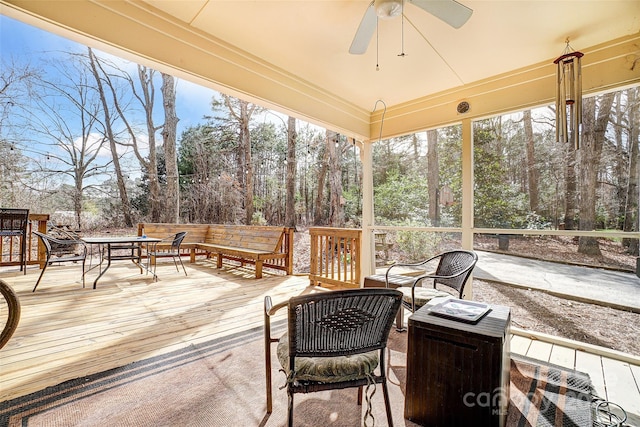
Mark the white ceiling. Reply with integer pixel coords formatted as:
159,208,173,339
142,0,640,111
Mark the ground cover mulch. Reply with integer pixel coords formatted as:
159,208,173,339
472,234,639,356
473,279,639,356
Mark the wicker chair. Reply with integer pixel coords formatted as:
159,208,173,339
32,231,87,292
385,250,478,326
264,288,402,427
0,279,21,350
146,232,188,280
0,208,29,274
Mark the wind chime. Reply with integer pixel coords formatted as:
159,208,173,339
554,40,583,149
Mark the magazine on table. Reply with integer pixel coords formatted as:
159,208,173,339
426,298,492,323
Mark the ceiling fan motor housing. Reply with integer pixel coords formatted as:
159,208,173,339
375,0,403,19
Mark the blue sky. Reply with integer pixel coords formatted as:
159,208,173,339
1,15,219,135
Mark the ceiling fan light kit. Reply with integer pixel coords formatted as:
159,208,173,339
375,0,403,19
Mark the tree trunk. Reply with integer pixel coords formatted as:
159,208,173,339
427,129,440,226
221,96,257,225
578,93,615,255
613,91,626,231
74,179,83,230
138,66,162,222
87,48,133,227
314,140,329,225
161,73,179,223
523,110,539,213
623,88,640,255
285,116,297,228
327,130,344,227
563,134,578,230
240,102,254,225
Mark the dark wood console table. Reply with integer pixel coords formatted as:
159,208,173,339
404,301,511,426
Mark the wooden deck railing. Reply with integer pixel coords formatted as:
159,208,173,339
309,227,361,288
0,213,49,269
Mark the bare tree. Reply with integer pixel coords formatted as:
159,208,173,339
133,66,162,222
563,131,578,230
523,110,539,212
327,130,344,227
0,59,37,133
0,59,37,207
161,73,179,223
622,88,639,254
222,95,258,224
285,116,297,228
18,52,109,228
88,47,134,227
578,92,615,255
427,129,439,225
296,125,323,226
314,134,329,225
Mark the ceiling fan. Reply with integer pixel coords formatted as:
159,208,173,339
349,0,473,55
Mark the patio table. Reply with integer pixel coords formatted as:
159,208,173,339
82,236,161,288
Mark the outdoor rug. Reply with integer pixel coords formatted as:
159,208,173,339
1,326,595,427
508,355,593,427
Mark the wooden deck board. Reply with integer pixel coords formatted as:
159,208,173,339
509,334,531,355
601,358,640,422
548,344,576,369
2,263,639,425
631,363,640,393
576,351,608,399
525,339,553,361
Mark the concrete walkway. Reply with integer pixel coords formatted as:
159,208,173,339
474,251,640,313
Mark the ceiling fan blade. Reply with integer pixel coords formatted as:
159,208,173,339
409,0,473,29
349,1,377,54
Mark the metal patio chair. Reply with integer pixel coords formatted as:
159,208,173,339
385,250,478,322
146,231,188,279
32,231,87,292
0,208,30,274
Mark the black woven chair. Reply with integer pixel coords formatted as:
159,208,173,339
0,279,20,350
146,232,187,280
32,231,87,292
385,250,478,325
264,288,402,427
0,208,29,274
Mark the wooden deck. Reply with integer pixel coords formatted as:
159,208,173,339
1,260,639,424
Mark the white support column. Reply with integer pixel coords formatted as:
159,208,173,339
360,141,375,283
461,118,474,298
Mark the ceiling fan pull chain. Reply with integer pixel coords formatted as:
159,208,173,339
398,5,406,57
376,17,380,70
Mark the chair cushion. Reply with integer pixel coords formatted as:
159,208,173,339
277,334,379,383
397,287,452,308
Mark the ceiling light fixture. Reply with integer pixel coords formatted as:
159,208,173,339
375,0,402,19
